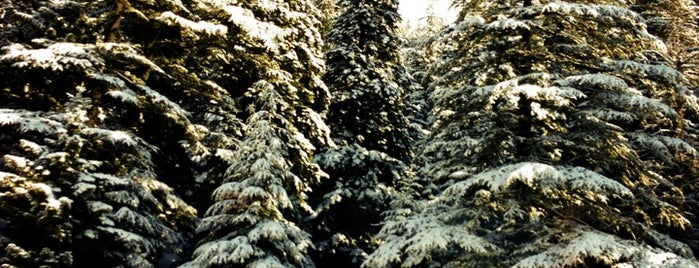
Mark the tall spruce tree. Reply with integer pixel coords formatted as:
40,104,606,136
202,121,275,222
183,0,332,267
309,0,413,266
322,0,412,160
184,83,319,267
0,1,206,266
0,0,331,266
367,1,699,267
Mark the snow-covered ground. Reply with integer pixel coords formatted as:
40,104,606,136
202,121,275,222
398,0,458,30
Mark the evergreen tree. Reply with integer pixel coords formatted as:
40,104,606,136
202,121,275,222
633,0,699,254
0,0,331,266
183,83,319,267
309,0,413,266
0,1,204,265
322,0,412,160
367,1,699,267
182,0,332,266
0,41,199,267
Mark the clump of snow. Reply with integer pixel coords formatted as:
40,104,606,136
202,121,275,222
157,12,227,39
221,5,287,53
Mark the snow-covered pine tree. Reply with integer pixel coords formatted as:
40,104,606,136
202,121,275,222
0,1,212,265
323,0,412,160
0,0,244,215
309,0,414,266
0,43,199,266
180,0,334,267
1,0,331,266
183,81,321,268
366,1,699,267
632,0,699,254
153,0,333,211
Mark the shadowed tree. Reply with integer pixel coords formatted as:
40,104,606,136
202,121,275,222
309,0,414,266
322,0,412,160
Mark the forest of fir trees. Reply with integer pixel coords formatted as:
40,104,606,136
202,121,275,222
2,0,699,267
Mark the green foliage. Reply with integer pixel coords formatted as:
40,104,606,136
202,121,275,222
368,1,699,267
309,0,416,266
0,0,330,267
0,105,198,267
311,144,405,266
2,0,699,267
185,85,318,268
323,0,412,160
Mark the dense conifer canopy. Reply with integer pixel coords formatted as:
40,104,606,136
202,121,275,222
1,0,699,267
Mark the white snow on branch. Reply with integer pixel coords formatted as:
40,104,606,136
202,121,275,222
559,166,634,203
366,215,500,267
240,185,270,202
471,74,586,113
558,74,628,91
514,229,633,268
585,108,636,123
87,200,113,214
81,128,139,147
534,3,646,29
454,16,486,29
247,256,285,268
72,182,97,196
540,2,600,17
211,181,243,201
18,139,46,156
247,220,288,242
487,15,530,31
444,162,633,203
186,237,261,267
628,132,698,162
157,11,227,38
105,88,140,105
0,109,66,134
136,84,191,118
596,92,677,118
514,229,699,268
445,162,559,195
645,229,695,259
221,5,287,52
89,73,141,105
0,42,97,71
79,173,130,188
613,60,684,83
